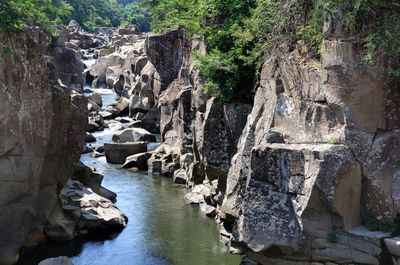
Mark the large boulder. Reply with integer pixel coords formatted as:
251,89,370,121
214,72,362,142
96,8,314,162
104,142,147,164
112,128,157,143
59,181,127,231
122,152,152,170
233,143,362,253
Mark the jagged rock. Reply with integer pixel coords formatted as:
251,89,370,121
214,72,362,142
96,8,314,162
0,29,87,263
112,128,156,143
85,132,96,143
39,256,74,265
146,29,189,92
88,112,106,131
86,93,102,107
87,100,101,112
104,142,147,164
173,169,188,185
113,97,130,117
362,131,400,220
141,109,161,134
60,181,127,231
122,152,151,170
72,162,103,194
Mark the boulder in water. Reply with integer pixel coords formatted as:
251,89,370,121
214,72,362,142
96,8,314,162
60,181,127,231
112,128,156,143
104,142,147,164
122,152,152,170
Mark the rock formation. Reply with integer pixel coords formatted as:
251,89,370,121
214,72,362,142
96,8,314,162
143,19,400,265
0,27,87,264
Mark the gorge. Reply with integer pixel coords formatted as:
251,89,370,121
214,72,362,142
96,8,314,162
1,1,400,265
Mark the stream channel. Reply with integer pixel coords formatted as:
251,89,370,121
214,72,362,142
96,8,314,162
17,55,241,265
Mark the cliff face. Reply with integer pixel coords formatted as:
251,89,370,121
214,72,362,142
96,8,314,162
0,28,87,264
145,18,400,265
223,18,400,264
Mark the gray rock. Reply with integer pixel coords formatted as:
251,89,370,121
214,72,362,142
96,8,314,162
104,142,147,164
122,152,151,170
85,132,96,143
86,93,102,107
112,128,156,143
60,180,127,231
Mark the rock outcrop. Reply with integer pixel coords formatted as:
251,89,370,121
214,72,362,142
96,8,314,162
144,20,400,265
0,27,87,264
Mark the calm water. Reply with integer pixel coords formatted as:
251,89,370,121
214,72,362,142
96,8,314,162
18,88,241,265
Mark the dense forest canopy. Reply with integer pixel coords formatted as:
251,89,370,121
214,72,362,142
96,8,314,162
0,0,150,32
0,0,398,101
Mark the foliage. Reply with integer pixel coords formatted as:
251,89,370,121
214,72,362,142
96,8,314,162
0,0,150,33
0,0,72,31
365,219,398,233
148,0,400,102
329,132,340,144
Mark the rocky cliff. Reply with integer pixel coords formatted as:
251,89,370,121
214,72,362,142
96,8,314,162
0,27,87,264
143,19,400,265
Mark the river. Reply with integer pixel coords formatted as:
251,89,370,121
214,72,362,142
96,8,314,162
17,87,241,265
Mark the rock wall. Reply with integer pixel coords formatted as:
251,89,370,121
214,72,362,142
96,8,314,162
0,27,87,264
221,18,400,265
146,20,400,265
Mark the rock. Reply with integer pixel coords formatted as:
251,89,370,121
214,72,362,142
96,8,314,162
104,142,147,164
146,29,189,92
184,192,205,205
88,112,106,131
113,97,130,117
127,120,143,128
44,205,75,241
87,100,101,112
99,111,113,120
112,128,157,143
173,169,188,185
0,29,87,262
108,121,124,131
72,162,104,194
115,117,133,123
86,93,102,107
38,256,74,265
384,237,400,257
85,132,96,143
362,131,400,220
232,144,362,254
60,180,127,231
122,152,151,170
199,203,216,217
141,109,161,134
98,186,117,202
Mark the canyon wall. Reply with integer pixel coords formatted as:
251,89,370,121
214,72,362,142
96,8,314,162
0,27,87,264
143,19,400,265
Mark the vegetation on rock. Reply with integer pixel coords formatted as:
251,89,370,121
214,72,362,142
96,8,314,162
148,0,400,101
